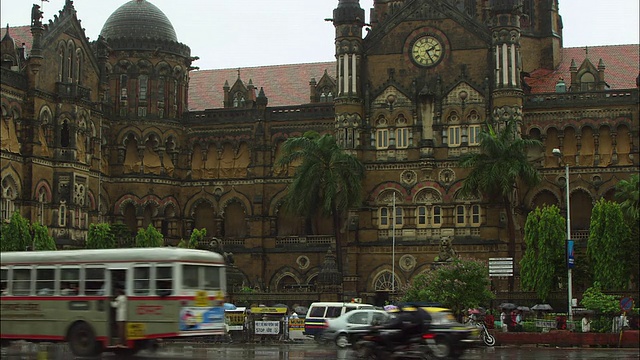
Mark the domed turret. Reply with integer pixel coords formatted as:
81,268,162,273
100,0,177,43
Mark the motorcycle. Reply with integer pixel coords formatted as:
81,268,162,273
354,328,431,360
467,316,495,347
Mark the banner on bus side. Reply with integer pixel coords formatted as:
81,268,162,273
179,306,225,331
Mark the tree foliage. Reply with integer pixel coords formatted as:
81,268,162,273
401,258,494,316
615,174,639,223
1,212,34,251
31,222,56,250
135,224,164,248
580,282,620,314
178,228,206,249
587,199,631,290
458,119,541,270
86,223,116,249
275,131,365,273
111,223,134,247
520,205,565,301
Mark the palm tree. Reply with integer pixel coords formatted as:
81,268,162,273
459,119,541,288
276,131,365,274
615,174,639,223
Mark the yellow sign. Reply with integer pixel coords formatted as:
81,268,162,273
194,290,210,307
289,318,304,330
250,307,287,314
127,323,146,340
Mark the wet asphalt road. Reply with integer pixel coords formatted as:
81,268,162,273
2,341,639,359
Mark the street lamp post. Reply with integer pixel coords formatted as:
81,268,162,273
553,148,573,323
392,192,396,295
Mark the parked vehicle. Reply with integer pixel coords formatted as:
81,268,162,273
303,302,374,341
321,309,390,348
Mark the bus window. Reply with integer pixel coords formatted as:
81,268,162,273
60,267,80,295
133,265,150,295
203,266,220,290
156,265,172,296
85,267,105,295
182,265,199,290
36,268,55,295
13,267,32,295
1,267,9,295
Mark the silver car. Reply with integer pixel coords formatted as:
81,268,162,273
321,309,390,348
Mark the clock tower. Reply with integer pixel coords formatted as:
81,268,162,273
333,0,365,151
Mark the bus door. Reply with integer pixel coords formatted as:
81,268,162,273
107,268,127,345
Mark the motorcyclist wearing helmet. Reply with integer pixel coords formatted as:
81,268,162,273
380,306,430,349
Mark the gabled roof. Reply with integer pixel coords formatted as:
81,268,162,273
0,26,31,51
527,45,640,93
188,62,335,111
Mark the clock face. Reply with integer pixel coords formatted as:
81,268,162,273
411,36,443,67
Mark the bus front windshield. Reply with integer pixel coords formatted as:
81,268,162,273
181,264,221,293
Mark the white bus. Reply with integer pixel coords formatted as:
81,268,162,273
1,247,227,357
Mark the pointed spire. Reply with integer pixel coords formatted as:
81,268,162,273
1,24,11,41
257,87,266,99
570,59,577,71
597,58,605,69
248,78,253,86
223,80,230,89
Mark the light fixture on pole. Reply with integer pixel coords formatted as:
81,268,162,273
552,148,573,323
392,192,396,295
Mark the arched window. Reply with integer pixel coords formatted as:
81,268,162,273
379,207,389,228
58,201,67,227
1,177,18,221
57,47,65,82
373,271,400,292
74,49,82,84
580,72,595,91
60,120,70,147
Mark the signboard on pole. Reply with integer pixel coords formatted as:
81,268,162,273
567,240,575,269
620,297,634,312
489,257,513,277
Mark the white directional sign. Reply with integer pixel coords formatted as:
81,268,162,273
489,257,514,277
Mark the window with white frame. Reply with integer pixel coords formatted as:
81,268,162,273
13,267,32,296
469,125,481,145
396,128,409,148
58,202,67,227
379,207,390,228
471,205,481,225
376,129,389,149
394,207,403,226
448,126,461,147
417,206,427,226
456,205,465,225
432,206,442,225
133,264,151,295
139,75,148,100
1,181,17,222
36,267,55,295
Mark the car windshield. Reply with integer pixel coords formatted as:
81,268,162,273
430,311,457,325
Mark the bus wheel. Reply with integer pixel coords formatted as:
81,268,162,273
67,322,99,357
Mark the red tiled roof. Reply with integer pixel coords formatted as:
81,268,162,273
528,45,640,93
188,62,335,110
0,25,31,50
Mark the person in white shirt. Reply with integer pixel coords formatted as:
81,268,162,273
110,288,127,346
581,315,591,332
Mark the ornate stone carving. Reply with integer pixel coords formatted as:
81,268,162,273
435,236,457,262
297,256,310,270
400,170,417,186
399,254,416,272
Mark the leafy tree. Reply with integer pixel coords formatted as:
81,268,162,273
0,212,32,251
31,222,56,250
276,131,365,273
615,174,639,223
580,282,619,314
86,223,116,249
587,199,631,290
459,119,541,289
111,222,134,247
520,205,565,301
178,228,206,248
401,258,494,316
135,224,164,247
615,174,639,288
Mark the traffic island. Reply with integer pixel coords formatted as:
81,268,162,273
491,330,639,348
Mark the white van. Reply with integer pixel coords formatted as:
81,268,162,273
303,302,374,340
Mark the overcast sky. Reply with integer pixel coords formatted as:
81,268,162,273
1,0,638,70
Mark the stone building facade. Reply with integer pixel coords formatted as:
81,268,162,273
1,0,638,303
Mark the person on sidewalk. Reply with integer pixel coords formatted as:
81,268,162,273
500,310,508,332
581,314,591,332
110,288,127,346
